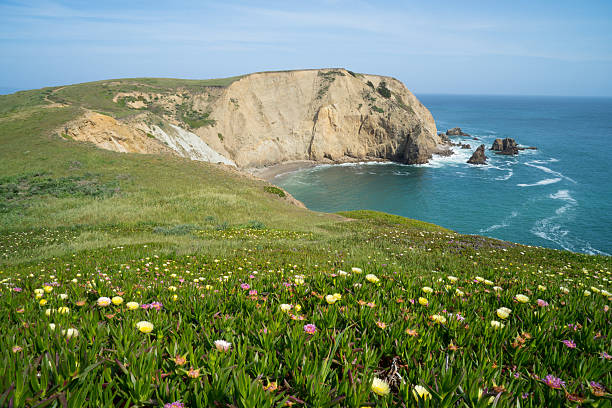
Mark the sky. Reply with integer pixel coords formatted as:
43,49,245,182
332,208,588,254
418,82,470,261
1,0,611,96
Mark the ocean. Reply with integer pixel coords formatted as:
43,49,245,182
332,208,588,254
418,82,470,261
275,95,612,255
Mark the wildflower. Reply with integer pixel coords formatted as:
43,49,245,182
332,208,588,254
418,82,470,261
418,297,429,306
45,308,55,316
172,294,178,301
136,321,154,333
447,276,458,283
413,385,431,401
111,296,123,305
371,377,390,396
168,286,177,292
62,328,79,339
537,299,549,307
422,286,433,294
338,270,348,276
325,295,338,304
34,288,44,295
164,402,185,408
590,381,606,396
303,324,317,334
187,367,200,378
376,321,387,329
59,293,68,300
332,293,342,301
484,280,494,286
583,290,591,296
280,303,292,312
57,306,69,314
12,345,22,353
352,267,362,274
43,285,53,293
538,285,547,291
455,289,465,297
599,351,611,360
475,276,485,282
240,283,250,290
126,301,139,310
365,274,380,284
406,329,418,336
490,320,505,329
294,304,302,312
496,307,511,319
560,287,570,294
49,323,56,331
97,297,111,307
430,314,446,324
493,286,503,292
249,290,258,296
205,285,213,290
263,381,278,391
561,340,576,349
515,294,529,303
172,355,187,366
39,299,48,306
76,300,86,307
214,339,231,352
543,375,565,389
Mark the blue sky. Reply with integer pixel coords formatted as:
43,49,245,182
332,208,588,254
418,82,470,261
1,0,611,96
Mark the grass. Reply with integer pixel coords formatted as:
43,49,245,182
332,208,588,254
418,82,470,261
0,78,610,407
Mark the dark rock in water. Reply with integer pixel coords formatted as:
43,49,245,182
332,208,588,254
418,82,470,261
467,144,487,164
435,148,454,157
438,132,451,143
491,138,519,155
472,137,479,140
460,144,471,149
446,127,471,137
518,146,538,150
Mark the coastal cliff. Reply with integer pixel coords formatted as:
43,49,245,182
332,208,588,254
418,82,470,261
59,69,445,168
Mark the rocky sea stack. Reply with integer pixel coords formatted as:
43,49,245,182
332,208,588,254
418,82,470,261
467,144,487,165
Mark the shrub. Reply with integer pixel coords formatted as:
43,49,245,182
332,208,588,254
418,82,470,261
377,81,391,98
263,186,286,198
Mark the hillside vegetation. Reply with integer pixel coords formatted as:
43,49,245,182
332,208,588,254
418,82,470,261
0,80,610,407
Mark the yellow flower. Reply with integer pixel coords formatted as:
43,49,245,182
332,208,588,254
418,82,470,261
496,307,511,319
126,301,139,310
333,293,342,301
365,274,380,284
39,299,48,306
58,306,69,314
515,294,529,303
413,385,431,401
351,267,362,274
111,296,123,305
430,314,446,324
418,297,429,306
490,320,505,329
455,289,465,297
97,297,111,307
325,295,338,304
45,308,55,316
136,321,154,333
172,294,178,301
484,280,494,286
371,377,390,396
583,290,591,296
422,286,433,294
43,285,53,293
538,285,547,291
205,285,213,290
294,304,302,312
168,286,177,292
34,288,44,295
447,276,458,283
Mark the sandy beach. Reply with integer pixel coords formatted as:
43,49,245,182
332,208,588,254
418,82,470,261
246,160,320,181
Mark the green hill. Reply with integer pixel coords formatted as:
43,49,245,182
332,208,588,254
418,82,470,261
0,79,610,407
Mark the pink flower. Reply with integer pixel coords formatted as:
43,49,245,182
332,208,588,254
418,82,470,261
537,299,549,307
240,283,250,290
561,339,576,349
543,375,565,389
249,290,258,296
303,324,317,334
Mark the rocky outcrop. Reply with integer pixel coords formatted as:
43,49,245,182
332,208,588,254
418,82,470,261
467,144,487,165
60,69,445,169
491,138,518,155
446,127,471,137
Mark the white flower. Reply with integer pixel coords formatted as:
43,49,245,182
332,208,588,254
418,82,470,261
365,274,380,284
97,297,111,307
490,320,505,329
351,267,362,274
214,339,231,352
280,303,292,312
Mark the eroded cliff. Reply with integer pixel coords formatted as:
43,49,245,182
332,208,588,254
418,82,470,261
60,69,445,168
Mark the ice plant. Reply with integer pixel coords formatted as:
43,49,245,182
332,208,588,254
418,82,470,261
126,301,139,310
561,339,576,349
430,314,446,324
303,324,317,334
422,286,433,294
97,297,111,307
490,320,505,329
515,294,529,303
325,294,338,304
413,385,431,401
351,267,362,274
214,339,231,352
537,299,549,307
111,296,123,305
280,303,292,312
365,274,379,283
496,307,511,319
136,321,154,333
371,377,390,396
418,297,429,306
543,375,565,389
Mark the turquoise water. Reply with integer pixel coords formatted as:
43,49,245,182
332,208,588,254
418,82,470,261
275,95,612,255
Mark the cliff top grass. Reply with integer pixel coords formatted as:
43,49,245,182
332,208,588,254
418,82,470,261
0,79,610,407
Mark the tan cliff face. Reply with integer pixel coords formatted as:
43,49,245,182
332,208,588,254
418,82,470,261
61,69,444,169
195,69,442,167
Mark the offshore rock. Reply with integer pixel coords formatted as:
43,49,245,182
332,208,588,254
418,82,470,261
467,144,487,165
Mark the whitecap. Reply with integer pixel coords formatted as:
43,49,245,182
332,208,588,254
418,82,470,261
524,161,576,183
480,211,518,233
517,178,561,187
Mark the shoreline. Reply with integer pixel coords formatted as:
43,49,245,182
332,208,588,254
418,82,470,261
246,158,392,181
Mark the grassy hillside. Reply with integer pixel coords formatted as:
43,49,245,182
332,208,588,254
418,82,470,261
0,83,610,407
